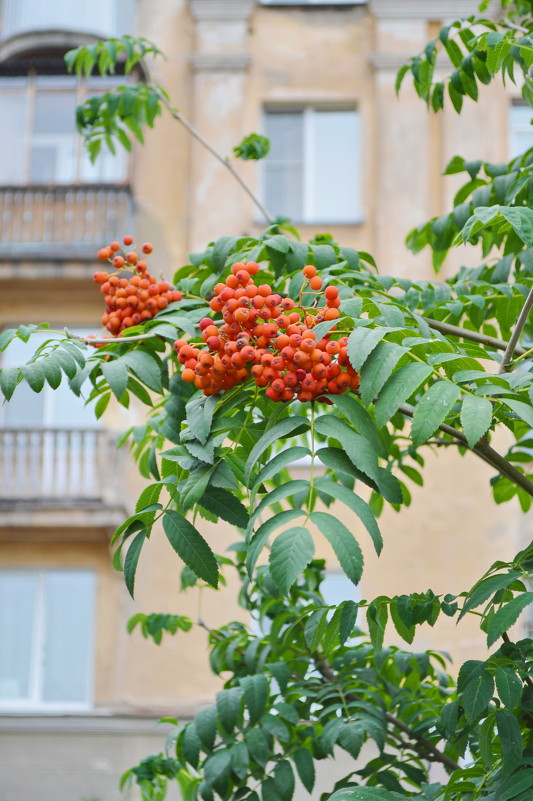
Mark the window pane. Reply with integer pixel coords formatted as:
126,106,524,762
509,104,533,159
264,111,304,219
310,110,360,222
80,146,128,184
30,90,77,183
0,87,28,183
321,572,358,607
0,573,37,700
42,571,95,703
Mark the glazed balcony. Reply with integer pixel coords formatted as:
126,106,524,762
0,185,133,261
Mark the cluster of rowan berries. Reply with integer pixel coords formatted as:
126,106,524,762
93,237,182,335
174,262,359,403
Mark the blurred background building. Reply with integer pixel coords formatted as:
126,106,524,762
0,1,530,799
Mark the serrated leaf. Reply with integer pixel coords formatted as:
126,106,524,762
459,570,523,621
359,342,408,406
462,671,494,723
21,361,45,392
240,675,269,724
124,530,147,597
502,398,533,429
374,362,433,428
252,446,311,491
495,666,523,710
274,760,295,801
102,358,129,400
311,511,363,585
186,394,218,445
411,380,461,446
314,415,380,484
246,509,304,576
163,509,218,588
245,417,309,486
496,708,523,776
487,592,533,647
460,394,493,448
199,487,249,528
337,722,364,760
269,526,315,594
347,326,393,372
231,742,249,781
195,705,217,751
245,727,271,767
121,349,162,392
216,686,243,733
247,480,309,535
0,366,19,400
181,724,202,768
41,356,63,390
496,769,533,801
316,479,382,555
292,749,315,793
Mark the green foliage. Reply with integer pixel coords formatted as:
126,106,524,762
233,133,271,161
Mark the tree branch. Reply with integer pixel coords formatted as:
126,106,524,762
423,318,526,357
64,327,159,345
315,656,460,772
152,87,274,225
399,404,533,498
498,286,533,373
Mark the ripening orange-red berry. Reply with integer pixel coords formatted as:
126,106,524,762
302,265,316,278
309,276,323,291
142,242,153,254
123,235,133,246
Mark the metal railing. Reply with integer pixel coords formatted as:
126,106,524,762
0,428,121,503
0,185,133,259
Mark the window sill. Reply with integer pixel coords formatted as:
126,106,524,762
253,216,365,227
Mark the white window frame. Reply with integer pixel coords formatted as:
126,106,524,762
509,101,533,160
0,73,129,186
0,568,96,712
260,1,365,6
261,105,363,225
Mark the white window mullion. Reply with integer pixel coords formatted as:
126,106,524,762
302,107,314,223
28,572,46,706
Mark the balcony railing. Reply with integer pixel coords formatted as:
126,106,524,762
1,0,134,40
0,428,122,504
0,186,133,260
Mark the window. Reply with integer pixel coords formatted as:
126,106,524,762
0,569,96,709
262,107,362,223
260,1,364,6
2,0,132,40
0,75,127,185
509,102,533,159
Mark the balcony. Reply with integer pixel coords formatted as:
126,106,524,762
0,185,133,261
0,428,128,529
1,0,134,41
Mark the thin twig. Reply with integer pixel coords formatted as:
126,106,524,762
315,656,460,772
153,87,273,225
500,19,531,35
423,318,526,357
498,286,533,374
399,404,533,498
64,327,159,345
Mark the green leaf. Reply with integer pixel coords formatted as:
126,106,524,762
502,398,533,429
292,749,315,793
231,742,249,781
311,512,363,585
495,666,523,710
247,480,309,534
252,446,311,490
41,356,63,390
240,674,269,724
246,510,304,576
101,358,129,400
462,671,494,722
496,769,533,801
181,724,201,768
411,380,461,446
366,597,389,652
339,600,359,644
314,415,380,484
186,394,218,445
459,570,523,620
347,327,393,372
0,327,16,351
124,530,147,598
195,705,217,751
121,349,162,392
316,479,382,555
374,363,433,428
359,342,408,406
94,392,111,419
216,686,243,733
163,510,219,588
233,132,270,160
269,526,315,594
245,417,309,486
496,708,523,776
329,786,406,800
460,394,493,448
199,487,249,528
21,361,45,392
486,592,533,647
245,727,271,767
337,722,364,760
274,760,295,801
0,366,19,400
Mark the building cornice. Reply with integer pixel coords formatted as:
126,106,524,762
370,51,410,70
369,0,493,18
189,52,251,71
188,0,256,21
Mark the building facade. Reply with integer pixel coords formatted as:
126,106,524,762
0,1,529,799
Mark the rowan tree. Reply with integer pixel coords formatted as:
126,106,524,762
3,3,533,799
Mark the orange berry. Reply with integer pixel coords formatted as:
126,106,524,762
98,247,111,261
302,265,317,278
142,242,153,254
309,276,323,290
123,235,133,246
